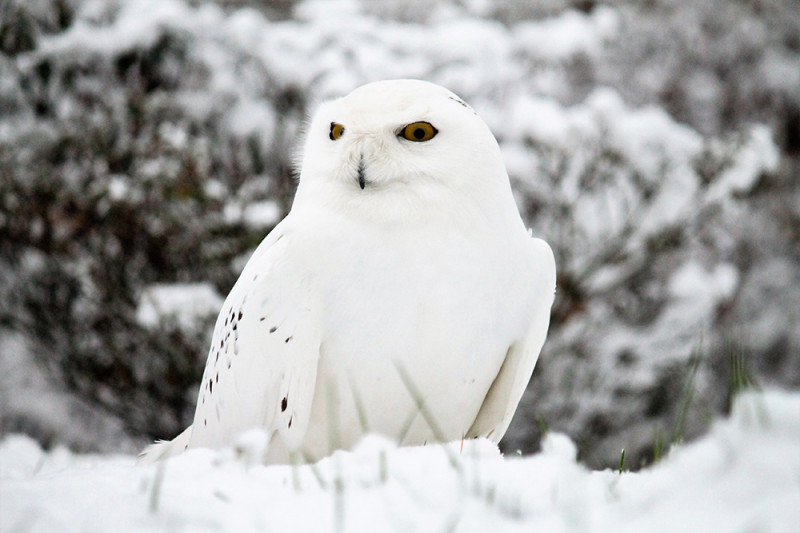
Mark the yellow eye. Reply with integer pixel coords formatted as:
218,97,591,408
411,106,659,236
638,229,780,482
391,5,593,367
400,122,438,142
329,122,344,140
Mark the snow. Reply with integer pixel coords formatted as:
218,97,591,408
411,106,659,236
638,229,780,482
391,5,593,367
1,389,798,532
706,124,781,203
136,283,224,329
39,0,204,57
226,100,277,141
107,175,131,201
0,330,139,454
513,6,620,60
242,200,282,230
668,260,739,305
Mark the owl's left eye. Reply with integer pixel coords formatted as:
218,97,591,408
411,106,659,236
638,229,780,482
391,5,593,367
329,122,345,141
400,122,438,142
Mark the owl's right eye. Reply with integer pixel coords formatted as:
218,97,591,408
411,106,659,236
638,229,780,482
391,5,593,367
329,122,345,141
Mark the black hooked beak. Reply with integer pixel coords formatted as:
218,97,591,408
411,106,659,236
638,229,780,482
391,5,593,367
357,156,366,190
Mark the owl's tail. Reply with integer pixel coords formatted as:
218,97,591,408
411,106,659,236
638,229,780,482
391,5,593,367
137,426,193,464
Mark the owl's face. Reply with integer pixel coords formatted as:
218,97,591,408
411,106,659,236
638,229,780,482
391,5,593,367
294,80,513,224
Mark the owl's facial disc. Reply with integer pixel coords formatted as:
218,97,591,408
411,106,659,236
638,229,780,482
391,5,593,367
328,118,440,191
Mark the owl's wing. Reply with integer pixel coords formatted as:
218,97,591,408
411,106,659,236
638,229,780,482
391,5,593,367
467,237,556,443
139,222,322,463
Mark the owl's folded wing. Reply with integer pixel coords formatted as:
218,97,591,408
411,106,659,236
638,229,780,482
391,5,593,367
140,225,322,463
467,237,556,443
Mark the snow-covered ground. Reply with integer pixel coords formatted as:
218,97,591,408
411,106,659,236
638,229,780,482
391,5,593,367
2,389,798,533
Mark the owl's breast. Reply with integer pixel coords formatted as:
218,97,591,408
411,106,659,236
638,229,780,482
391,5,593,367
291,215,536,459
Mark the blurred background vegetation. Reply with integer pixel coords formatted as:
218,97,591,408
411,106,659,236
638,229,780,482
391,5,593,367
1,0,798,469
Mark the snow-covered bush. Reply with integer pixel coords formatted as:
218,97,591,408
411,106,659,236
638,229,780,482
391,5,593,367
1,0,797,468
501,92,782,465
0,0,300,448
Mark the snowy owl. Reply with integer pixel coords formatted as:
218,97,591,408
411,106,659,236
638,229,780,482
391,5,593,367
140,79,556,464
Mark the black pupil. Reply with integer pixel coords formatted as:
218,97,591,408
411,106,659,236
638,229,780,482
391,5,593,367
413,127,425,139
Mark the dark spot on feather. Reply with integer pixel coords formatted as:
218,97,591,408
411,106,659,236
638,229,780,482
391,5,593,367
204,418,207,426
215,372,219,383
285,336,293,343
260,317,266,321
238,311,243,321
233,323,237,331
209,379,213,394
269,326,277,333
184,444,188,451
288,416,293,429
449,96,476,114
281,397,288,412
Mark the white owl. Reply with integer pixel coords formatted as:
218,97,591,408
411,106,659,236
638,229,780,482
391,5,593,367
140,79,556,464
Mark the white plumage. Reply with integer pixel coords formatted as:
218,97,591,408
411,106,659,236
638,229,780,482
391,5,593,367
140,79,556,464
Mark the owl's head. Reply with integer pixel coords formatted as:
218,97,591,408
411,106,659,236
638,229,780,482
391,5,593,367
294,80,518,226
